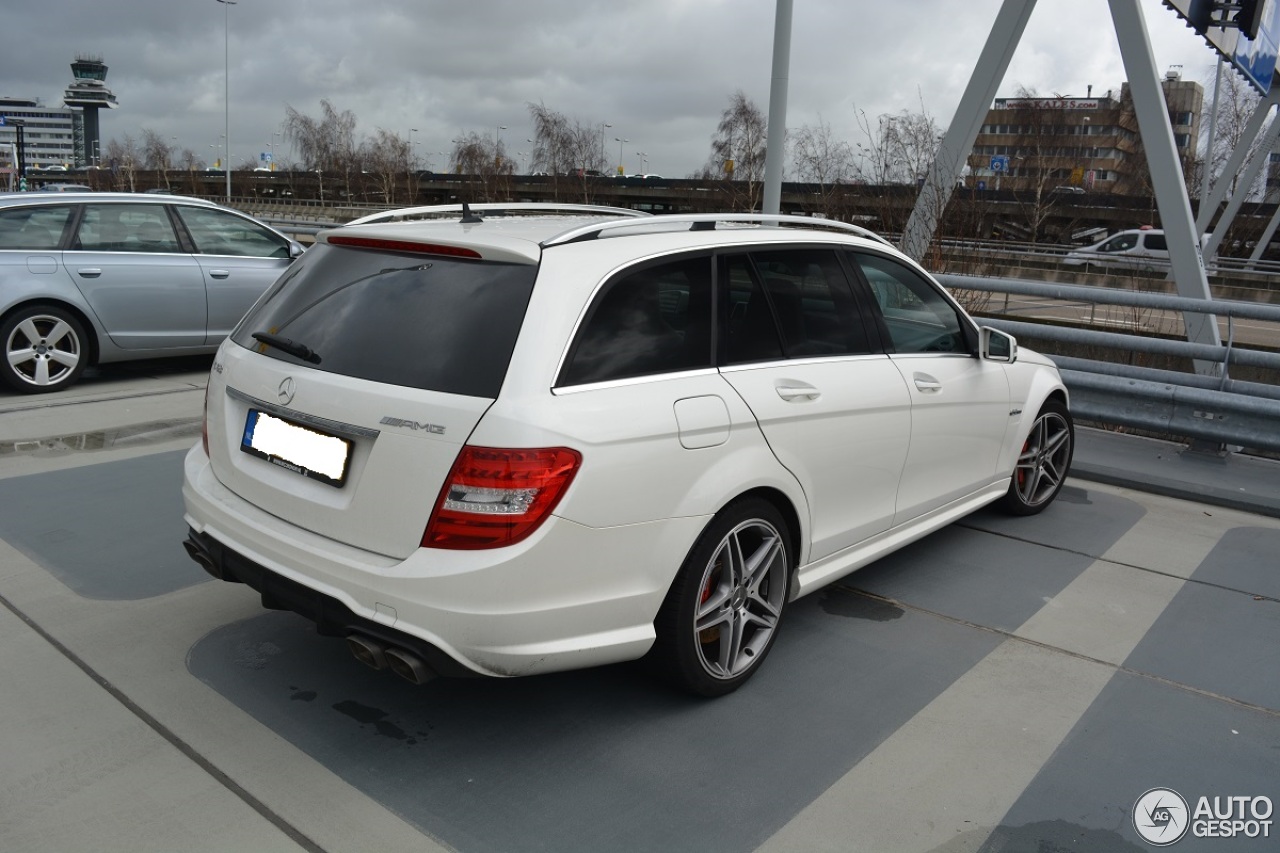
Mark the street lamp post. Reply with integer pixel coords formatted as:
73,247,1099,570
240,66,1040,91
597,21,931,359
216,0,236,201
614,136,628,175
600,123,612,171
409,128,418,169
636,151,648,173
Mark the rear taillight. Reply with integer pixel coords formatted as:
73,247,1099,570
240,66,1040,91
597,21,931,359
423,446,582,550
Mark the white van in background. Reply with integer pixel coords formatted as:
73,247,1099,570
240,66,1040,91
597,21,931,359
1062,227,1209,270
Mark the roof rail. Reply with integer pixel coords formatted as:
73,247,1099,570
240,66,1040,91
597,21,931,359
346,202,650,227
541,212,895,248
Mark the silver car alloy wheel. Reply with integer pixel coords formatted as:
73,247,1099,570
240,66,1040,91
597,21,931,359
1014,410,1072,508
693,518,788,680
7,313,83,388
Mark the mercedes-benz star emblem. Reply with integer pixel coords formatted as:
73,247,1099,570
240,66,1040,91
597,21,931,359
277,377,296,406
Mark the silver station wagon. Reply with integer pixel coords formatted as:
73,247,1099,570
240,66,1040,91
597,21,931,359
0,192,303,393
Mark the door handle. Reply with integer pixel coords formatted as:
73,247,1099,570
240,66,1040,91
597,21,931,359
76,268,102,278
913,372,942,393
208,269,231,279
776,385,820,402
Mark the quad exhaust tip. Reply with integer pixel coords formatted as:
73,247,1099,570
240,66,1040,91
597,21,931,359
384,647,436,685
346,635,387,670
346,635,437,685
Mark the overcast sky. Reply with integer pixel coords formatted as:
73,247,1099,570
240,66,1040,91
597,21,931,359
0,0,1232,175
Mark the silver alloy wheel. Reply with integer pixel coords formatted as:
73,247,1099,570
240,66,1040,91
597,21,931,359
6,313,83,388
693,518,787,680
1014,410,1072,507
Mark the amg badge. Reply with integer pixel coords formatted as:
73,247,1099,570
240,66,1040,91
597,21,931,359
379,416,446,435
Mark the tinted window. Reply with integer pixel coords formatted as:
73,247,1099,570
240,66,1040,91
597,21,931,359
852,253,969,355
232,244,536,397
0,205,72,250
749,249,871,357
559,256,713,386
1143,233,1167,251
175,205,289,258
73,204,181,253
723,254,784,364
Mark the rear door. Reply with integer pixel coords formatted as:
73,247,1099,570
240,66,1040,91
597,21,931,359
208,241,537,559
716,247,911,560
63,202,206,349
171,204,296,344
850,251,1011,522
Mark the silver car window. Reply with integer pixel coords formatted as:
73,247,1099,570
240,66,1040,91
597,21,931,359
73,204,181,253
0,205,73,250
174,205,290,258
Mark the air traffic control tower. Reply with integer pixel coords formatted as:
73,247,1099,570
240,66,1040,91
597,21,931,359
63,54,118,167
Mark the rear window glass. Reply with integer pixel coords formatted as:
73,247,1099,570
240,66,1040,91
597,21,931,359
0,205,73,250
231,243,536,397
558,255,713,386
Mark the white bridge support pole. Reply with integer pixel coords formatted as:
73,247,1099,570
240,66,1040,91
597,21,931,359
762,0,793,217
1110,0,1222,371
900,0,1038,262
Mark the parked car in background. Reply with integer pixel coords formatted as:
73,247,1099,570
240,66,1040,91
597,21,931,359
182,203,1073,697
0,192,303,393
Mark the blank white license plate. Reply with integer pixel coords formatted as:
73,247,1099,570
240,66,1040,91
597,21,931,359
240,409,352,487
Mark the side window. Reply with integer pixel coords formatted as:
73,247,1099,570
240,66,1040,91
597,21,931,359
1143,233,1167,251
852,253,970,355
0,205,72,250
1099,233,1137,253
750,249,871,357
723,254,784,364
174,205,290,258
73,204,182,253
558,255,713,386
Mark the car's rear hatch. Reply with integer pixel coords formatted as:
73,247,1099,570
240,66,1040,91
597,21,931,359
205,236,539,560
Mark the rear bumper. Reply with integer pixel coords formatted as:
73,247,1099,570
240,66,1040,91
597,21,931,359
183,528,474,678
181,444,707,678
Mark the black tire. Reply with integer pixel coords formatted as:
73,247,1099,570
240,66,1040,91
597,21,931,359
1000,398,1074,516
651,497,792,697
0,304,90,394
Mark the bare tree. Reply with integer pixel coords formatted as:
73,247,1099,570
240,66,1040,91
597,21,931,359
853,103,943,186
362,129,410,204
139,128,174,171
1198,66,1268,200
449,131,512,201
526,103,608,201
284,99,360,196
706,91,767,210
102,134,141,191
790,116,855,215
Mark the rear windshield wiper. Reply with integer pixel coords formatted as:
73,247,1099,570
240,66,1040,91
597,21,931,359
251,331,321,364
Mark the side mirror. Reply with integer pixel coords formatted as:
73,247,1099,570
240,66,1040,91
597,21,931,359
288,241,306,260
980,327,1017,363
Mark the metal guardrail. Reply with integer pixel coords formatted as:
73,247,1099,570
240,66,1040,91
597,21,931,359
937,273,1280,452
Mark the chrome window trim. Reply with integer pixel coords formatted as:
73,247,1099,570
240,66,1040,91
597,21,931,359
225,387,380,439
551,367,720,396
717,352,891,374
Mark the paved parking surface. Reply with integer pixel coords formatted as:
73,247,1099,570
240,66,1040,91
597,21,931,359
1,365,1277,852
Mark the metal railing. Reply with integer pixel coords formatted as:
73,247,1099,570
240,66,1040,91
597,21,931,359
937,273,1280,452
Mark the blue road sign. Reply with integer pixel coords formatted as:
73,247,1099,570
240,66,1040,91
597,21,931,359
977,180,987,191
990,155,1009,173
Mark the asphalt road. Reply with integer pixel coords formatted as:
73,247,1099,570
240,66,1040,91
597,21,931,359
1,360,1277,853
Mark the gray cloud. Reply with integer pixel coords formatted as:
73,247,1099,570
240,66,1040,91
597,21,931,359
0,0,1228,176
